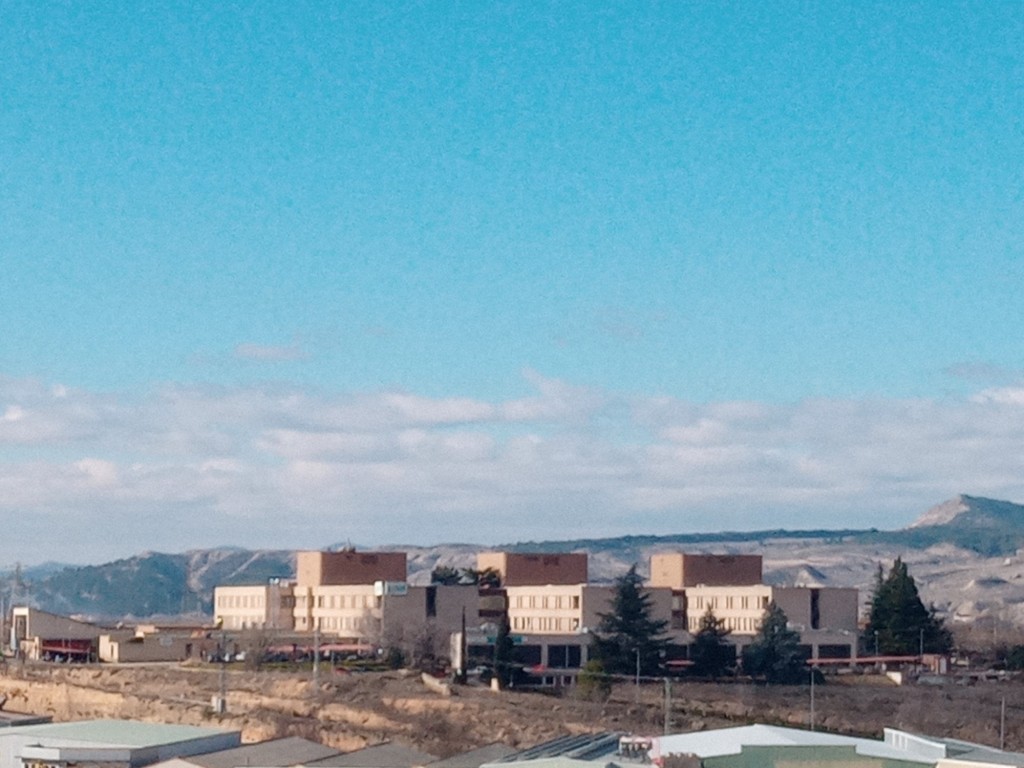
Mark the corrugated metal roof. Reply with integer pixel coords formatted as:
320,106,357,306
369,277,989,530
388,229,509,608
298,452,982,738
307,743,439,768
427,744,518,768
486,758,618,768
185,737,340,768
494,733,623,763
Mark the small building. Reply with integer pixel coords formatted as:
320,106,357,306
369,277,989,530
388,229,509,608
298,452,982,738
297,551,407,587
9,607,104,662
214,581,296,631
0,720,241,768
98,629,200,663
650,554,764,588
475,553,588,587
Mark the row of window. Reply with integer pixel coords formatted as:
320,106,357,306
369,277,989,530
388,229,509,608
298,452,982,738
510,615,581,632
689,594,769,611
687,615,762,634
294,593,377,609
315,615,369,631
216,594,265,609
510,594,582,610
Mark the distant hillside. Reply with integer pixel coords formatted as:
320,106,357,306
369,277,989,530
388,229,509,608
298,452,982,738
504,528,873,564
869,495,1024,556
7,494,1024,622
18,549,294,619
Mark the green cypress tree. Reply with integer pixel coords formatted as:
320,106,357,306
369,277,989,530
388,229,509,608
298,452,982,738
742,602,806,684
592,564,669,676
864,558,952,655
690,607,734,679
492,615,517,687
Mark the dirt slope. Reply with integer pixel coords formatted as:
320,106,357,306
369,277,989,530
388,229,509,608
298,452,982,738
2,664,1023,756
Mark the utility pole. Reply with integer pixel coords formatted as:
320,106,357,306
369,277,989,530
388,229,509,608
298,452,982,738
217,629,227,714
458,607,467,684
1001,697,1006,750
809,665,816,731
663,677,671,734
313,625,320,690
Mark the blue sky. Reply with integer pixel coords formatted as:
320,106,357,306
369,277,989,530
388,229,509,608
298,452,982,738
1,3,1023,563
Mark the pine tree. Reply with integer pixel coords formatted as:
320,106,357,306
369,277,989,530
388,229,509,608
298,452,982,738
592,564,669,676
690,607,734,679
742,602,806,684
864,557,952,655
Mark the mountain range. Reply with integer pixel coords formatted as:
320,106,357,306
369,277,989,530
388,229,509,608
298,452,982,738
5,494,1024,625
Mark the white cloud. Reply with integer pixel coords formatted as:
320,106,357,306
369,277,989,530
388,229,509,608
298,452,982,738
972,387,1024,405
2,405,25,422
233,342,307,362
73,458,119,487
3,372,1024,563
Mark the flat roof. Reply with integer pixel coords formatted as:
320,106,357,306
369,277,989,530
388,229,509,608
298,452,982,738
8,720,234,747
0,711,52,728
654,725,933,764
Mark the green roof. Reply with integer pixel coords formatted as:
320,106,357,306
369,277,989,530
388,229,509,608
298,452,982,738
11,720,231,747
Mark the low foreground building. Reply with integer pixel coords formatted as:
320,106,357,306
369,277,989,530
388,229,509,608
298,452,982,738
0,720,241,768
483,726,1024,768
150,737,339,768
649,726,1024,768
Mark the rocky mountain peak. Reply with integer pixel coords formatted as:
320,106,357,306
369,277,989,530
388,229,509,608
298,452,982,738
909,495,972,528
908,495,1024,530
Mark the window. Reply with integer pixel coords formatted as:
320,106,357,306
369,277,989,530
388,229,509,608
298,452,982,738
548,645,582,668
